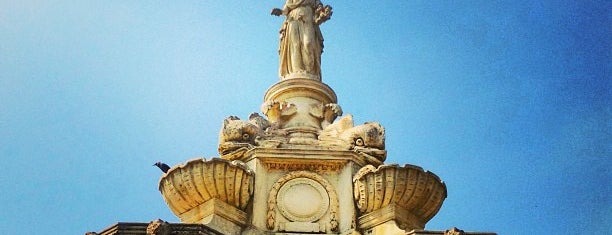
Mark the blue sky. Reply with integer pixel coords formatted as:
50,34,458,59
1,1,609,234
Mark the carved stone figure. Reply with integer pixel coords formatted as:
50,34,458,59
218,116,262,155
319,115,387,162
271,0,332,80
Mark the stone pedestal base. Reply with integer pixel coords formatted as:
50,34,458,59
178,199,247,235
242,148,366,234
358,205,424,234
364,220,406,235
88,221,497,235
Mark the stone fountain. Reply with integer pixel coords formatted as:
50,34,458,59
156,2,449,234
88,2,495,235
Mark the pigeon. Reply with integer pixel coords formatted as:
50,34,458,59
153,162,170,173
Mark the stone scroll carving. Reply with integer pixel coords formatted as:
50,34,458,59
262,100,342,131
319,115,387,163
309,103,343,129
267,171,339,233
261,101,297,125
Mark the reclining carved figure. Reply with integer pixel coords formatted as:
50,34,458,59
218,116,262,155
218,113,288,157
319,115,387,162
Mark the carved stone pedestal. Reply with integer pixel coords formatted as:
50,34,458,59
157,158,254,235
180,199,247,235
358,205,423,234
353,164,447,235
239,148,368,235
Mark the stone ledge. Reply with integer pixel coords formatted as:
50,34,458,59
86,220,224,235
358,204,424,231
407,227,497,235
179,198,247,227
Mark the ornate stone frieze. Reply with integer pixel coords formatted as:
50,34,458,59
262,158,346,173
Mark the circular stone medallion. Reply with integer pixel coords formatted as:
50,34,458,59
277,178,330,222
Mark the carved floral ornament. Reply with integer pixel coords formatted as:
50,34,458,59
267,171,339,232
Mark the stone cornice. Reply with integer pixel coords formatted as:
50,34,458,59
244,147,371,167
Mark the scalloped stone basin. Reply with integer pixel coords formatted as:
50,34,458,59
353,164,447,227
158,158,254,218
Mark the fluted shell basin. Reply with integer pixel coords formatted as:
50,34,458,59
158,158,254,218
353,164,447,223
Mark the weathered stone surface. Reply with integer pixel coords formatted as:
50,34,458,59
91,4,495,235
218,116,262,155
157,158,254,234
354,164,447,232
319,115,387,164
262,78,339,144
86,220,224,235
271,0,332,81
243,147,362,234
407,227,497,235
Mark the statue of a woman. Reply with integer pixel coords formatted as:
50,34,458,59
272,0,332,81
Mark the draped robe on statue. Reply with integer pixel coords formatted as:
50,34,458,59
278,0,324,80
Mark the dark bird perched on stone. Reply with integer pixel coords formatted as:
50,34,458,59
154,162,170,173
